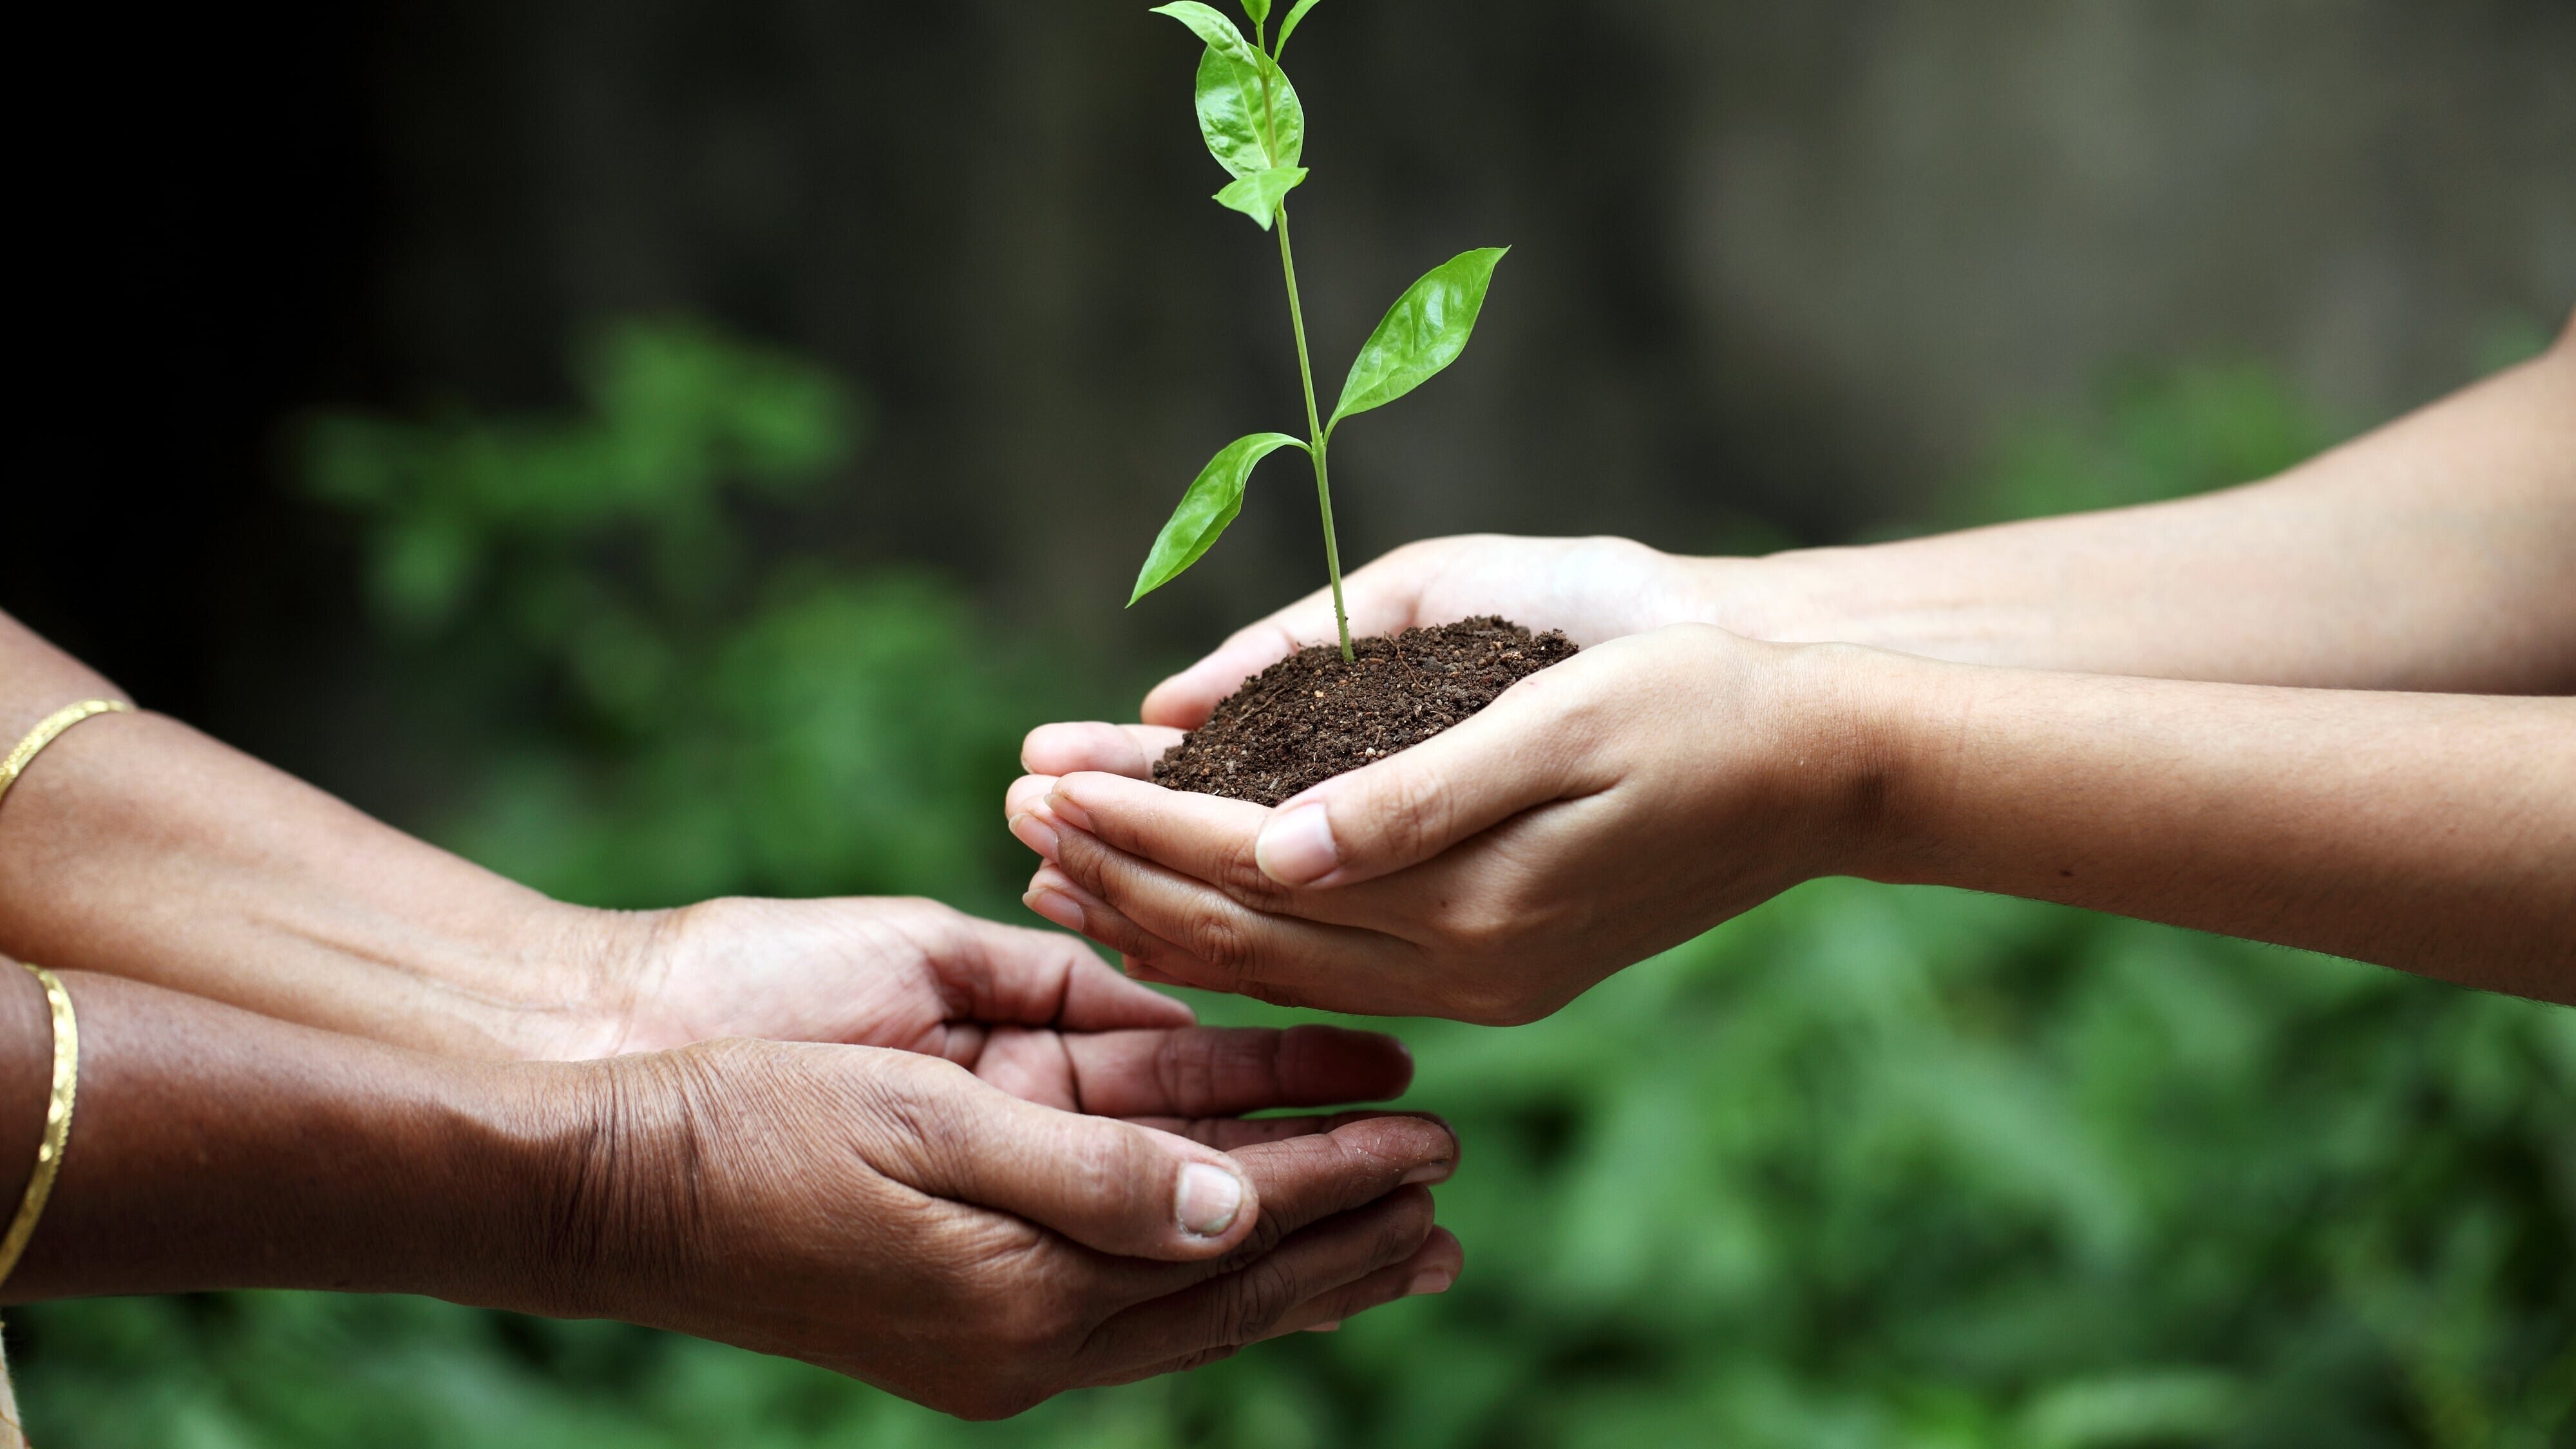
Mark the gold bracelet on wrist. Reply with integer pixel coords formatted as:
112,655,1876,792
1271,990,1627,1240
0,700,120,1294
0,963,78,1288
0,699,131,813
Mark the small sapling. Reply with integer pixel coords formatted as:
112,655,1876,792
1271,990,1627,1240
1129,0,1508,662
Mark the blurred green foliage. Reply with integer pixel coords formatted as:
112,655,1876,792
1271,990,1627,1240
17,323,2573,1448
298,318,1052,914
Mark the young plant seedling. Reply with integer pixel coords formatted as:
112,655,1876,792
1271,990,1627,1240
1128,0,1508,662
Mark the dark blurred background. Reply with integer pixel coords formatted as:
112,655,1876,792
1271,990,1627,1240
10,3,2574,1445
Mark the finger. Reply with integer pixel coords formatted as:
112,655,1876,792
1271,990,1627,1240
1079,1186,1437,1374
1247,659,1605,888
1093,1226,1459,1381
887,1058,1261,1261
1124,956,1188,987
1056,1024,1412,1118
1040,826,1440,1015
1005,773,1058,833
1133,1110,1452,1155
1066,1110,1456,1311
922,910,1193,1033
1213,1114,1457,1245
1046,773,1283,909
1021,722,1188,780
1254,1226,1460,1341
1021,865,1222,980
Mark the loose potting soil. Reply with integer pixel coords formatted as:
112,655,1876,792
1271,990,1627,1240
1151,616,1577,806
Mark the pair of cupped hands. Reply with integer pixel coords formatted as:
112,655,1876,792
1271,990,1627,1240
582,537,1763,1414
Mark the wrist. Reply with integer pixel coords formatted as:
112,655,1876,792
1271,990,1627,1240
486,902,677,1061
1674,549,1858,643
2,972,626,1307
487,1048,699,1319
1754,639,1945,887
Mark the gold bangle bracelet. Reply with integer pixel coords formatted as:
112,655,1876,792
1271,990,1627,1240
0,963,77,1287
0,699,131,812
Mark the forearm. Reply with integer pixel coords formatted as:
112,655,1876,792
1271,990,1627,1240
0,965,588,1307
1703,325,2576,693
1837,651,2576,1000
0,613,636,1058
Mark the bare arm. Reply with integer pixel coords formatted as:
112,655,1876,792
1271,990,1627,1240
0,614,621,1057
0,615,1411,1086
1860,656,2576,997
1731,318,2576,692
1009,630,2575,1022
0,965,1461,1415
1141,315,2576,725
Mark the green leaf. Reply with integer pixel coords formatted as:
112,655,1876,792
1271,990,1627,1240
1213,165,1308,229
1329,247,1510,431
1241,0,1271,26
1151,0,1253,52
1276,0,1323,55
1153,3,1303,177
1130,433,1308,604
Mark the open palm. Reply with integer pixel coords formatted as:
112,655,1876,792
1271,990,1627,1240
591,895,1414,1125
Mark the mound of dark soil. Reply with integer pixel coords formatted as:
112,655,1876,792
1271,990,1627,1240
1151,616,1577,806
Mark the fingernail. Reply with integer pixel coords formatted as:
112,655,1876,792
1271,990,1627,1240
1023,887,1084,933
1302,1320,1343,1333
1045,790,1095,834
1177,1163,1245,1237
1400,1160,1454,1186
1256,802,1340,886
1009,812,1060,862
1406,1267,1455,1296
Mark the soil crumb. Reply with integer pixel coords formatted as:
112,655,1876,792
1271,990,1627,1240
1153,616,1577,806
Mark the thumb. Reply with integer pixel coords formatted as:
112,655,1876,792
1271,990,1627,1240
896,1062,1261,1261
1252,663,1591,889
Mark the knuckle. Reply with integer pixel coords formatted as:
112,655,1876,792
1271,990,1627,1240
987,1291,1084,1359
1168,1343,1242,1374
1376,768,1454,865
1151,1034,1222,1117
1217,834,1291,907
1215,1258,1303,1343
1371,1188,1437,1260
1183,911,1260,976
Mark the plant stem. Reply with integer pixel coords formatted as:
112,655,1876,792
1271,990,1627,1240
1276,206,1354,661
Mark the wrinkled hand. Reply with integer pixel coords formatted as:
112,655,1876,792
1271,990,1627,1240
573,1037,1462,1418
584,892,1423,1128
1011,627,1873,1023
1139,535,1718,729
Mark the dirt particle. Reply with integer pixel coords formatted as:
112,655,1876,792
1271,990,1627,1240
1153,616,1576,806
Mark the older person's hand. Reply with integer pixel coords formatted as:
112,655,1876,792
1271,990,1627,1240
573,1037,1463,1416
6,970,1464,1420
551,896,1421,1128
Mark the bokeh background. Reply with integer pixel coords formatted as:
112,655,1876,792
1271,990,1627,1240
11,1,2575,1444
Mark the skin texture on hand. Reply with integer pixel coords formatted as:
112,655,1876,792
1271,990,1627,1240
0,611,1429,1108
1018,630,1853,1023
0,967,1463,1419
1014,629,2576,1018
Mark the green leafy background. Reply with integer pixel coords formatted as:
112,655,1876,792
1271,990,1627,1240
14,322,2571,1449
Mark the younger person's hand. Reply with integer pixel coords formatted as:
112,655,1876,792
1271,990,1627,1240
1012,627,1863,1023
1138,535,1723,730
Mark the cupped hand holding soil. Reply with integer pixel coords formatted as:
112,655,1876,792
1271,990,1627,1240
1152,618,1575,806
